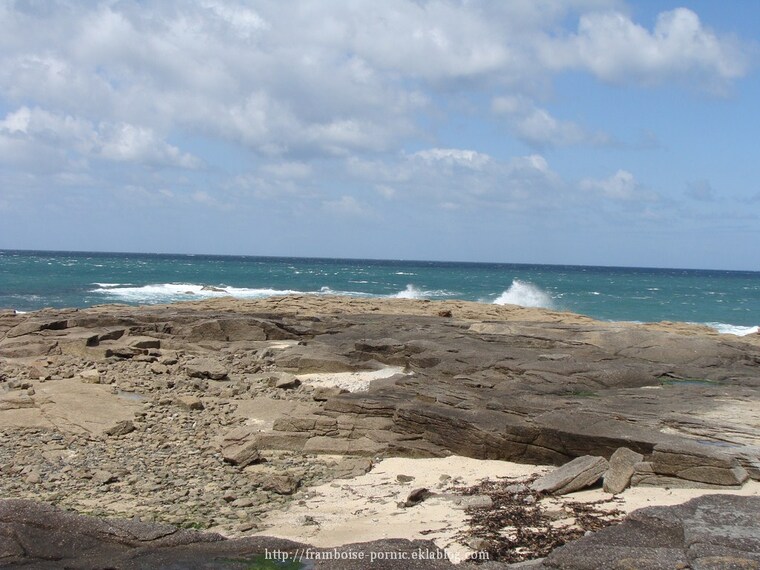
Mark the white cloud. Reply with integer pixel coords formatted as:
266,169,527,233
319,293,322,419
322,195,368,217
541,8,749,89
98,123,200,168
375,185,396,199
492,95,611,148
580,169,658,201
0,106,199,170
342,149,563,212
0,2,750,166
260,161,312,179
412,148,491,169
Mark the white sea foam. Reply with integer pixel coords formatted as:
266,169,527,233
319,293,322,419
706,323,759,336
91,283,302,303
493,280,554,309
389,284,455,299
392,284,425,299
90,282,382,304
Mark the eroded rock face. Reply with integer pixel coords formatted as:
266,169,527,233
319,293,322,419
0,499,465,569
540,494,760,570
603,447,644,494
530,456,609,495
1,297,759,491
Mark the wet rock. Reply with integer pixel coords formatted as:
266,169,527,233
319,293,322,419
401,487,433,507
531,456,609,495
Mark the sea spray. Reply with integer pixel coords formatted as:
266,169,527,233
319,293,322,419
493,280,554,309
392,284,425,299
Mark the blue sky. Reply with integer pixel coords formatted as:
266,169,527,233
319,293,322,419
1,1,758,270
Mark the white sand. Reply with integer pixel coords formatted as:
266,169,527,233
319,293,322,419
254,455,760,564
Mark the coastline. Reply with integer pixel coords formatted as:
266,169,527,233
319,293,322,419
1,295,759,566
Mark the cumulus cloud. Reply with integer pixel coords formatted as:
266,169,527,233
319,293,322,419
322,195,369,217
411,148,491,169
541,8,749,89
341,149,564,212
580,169,658,201
0,106,199,170
492,95,611,148
0,0,753,243
1,1,749,167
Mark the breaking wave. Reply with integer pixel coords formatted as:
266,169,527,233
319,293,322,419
90,282,381,304
90,283,302,303
705,323,759,336
389,284,456,299
493,280,554,309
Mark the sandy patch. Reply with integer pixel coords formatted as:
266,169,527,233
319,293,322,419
255,456,548,562
232,397,318,429
254,455,760,564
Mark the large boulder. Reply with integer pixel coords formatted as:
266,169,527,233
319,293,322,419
530,456,609,495
603,447,644,494
221,426,261,467
185,358,228,380
542,494,760,569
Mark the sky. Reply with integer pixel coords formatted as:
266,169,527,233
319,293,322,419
0,1,759,270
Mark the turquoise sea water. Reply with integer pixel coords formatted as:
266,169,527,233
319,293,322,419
1,250,758,335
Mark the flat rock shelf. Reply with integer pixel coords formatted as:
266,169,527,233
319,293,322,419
1,296,759,568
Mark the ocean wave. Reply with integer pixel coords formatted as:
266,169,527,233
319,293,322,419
90,282,383,304
90,283,303,303
493,280,554,309
705,323,759,336
389,284,456,299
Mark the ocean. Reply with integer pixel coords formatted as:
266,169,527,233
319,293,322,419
1,250,758,336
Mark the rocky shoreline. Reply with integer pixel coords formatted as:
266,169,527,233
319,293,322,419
1,296,759,568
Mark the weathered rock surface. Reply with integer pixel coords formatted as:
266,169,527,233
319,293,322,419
540,494,760,569
0,499,486,569
651,441,750,486
530,456,609,495
185,358,228,380
3,495,759,569
603,447,644,494
221,426,262,467
0,296,758,550
2,296,759,493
